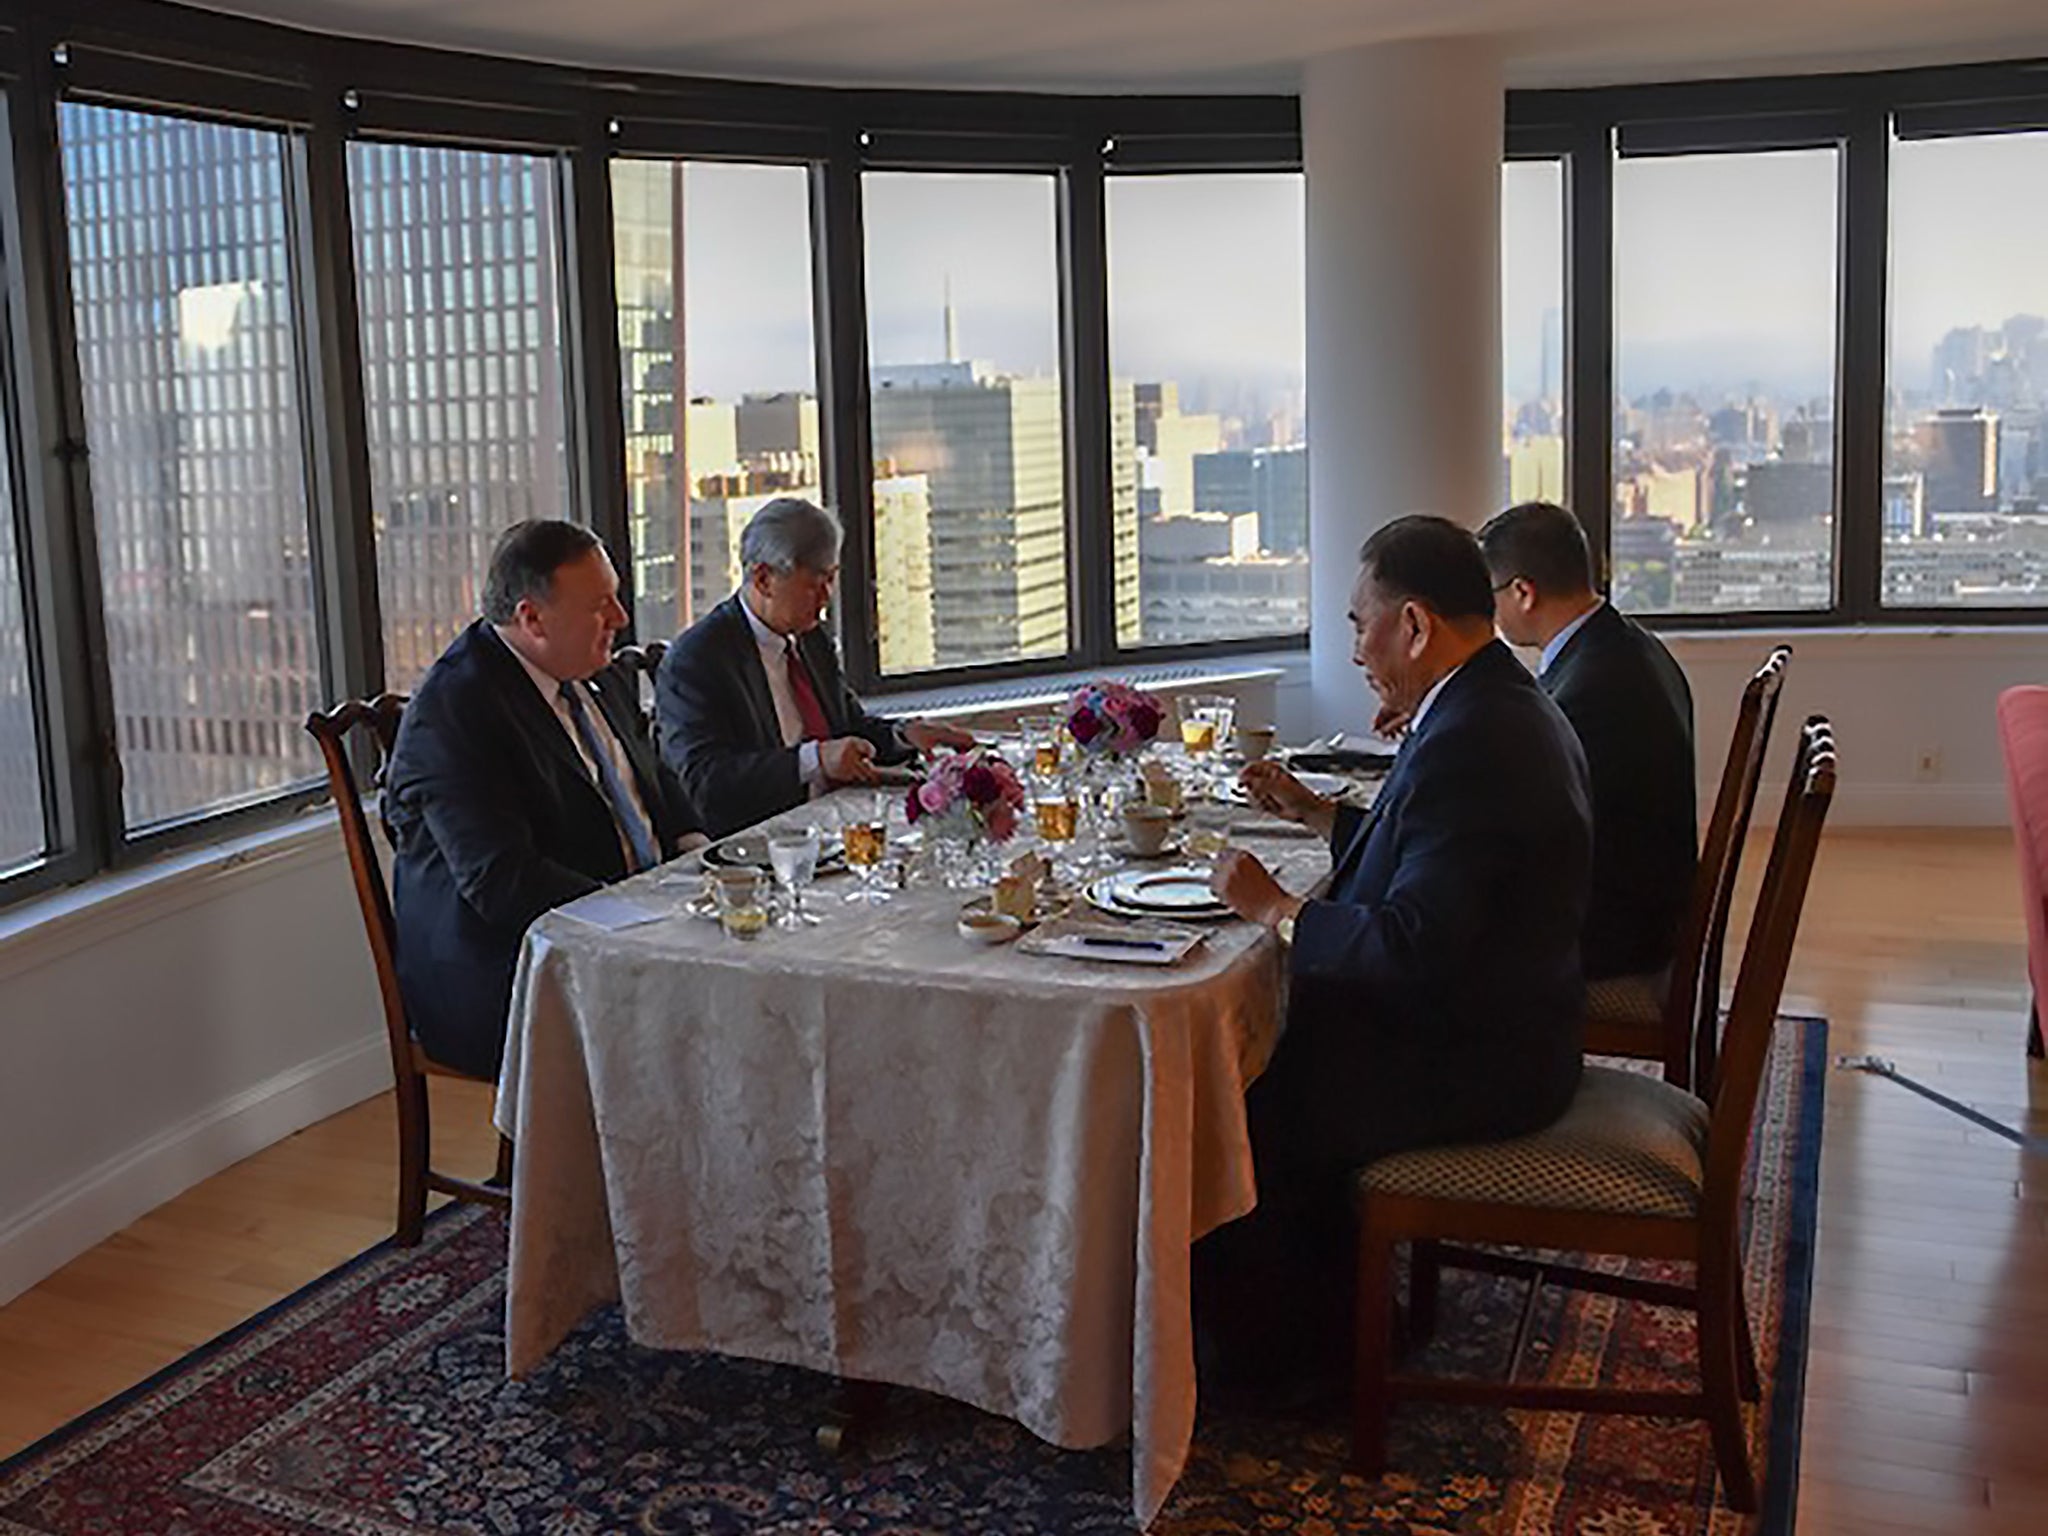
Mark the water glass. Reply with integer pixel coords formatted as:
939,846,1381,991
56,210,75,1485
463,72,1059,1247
712,868,771,939
768,825,822,927
1033,785,1079,877
1021,712,1064,777
1177,695,1216,758
1190,694,1237,792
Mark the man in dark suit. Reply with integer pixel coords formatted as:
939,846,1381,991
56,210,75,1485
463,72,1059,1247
1479,500,1696,981
384,520,704,1080
1201,514,1593,1388
656,496,973,839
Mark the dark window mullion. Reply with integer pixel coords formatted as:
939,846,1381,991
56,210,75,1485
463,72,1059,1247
9,39,121,872
811,142,880,693
291,72,382,705
563,113,631,626
1059,141,1112,670
1566,124,1613,584
1835,106,1888,623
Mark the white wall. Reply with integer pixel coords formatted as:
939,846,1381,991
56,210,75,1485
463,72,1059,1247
0,815,388,1306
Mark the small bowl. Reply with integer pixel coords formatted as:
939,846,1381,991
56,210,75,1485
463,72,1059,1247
957,909,1023,946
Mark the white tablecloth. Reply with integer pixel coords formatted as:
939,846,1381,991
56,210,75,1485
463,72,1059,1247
495,795,1331,1525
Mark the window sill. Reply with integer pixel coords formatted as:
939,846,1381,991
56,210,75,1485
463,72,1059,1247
0,805,343,985
871,651,1303,721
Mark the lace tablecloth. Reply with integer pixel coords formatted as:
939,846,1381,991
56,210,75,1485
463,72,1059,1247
495,794,1332,1525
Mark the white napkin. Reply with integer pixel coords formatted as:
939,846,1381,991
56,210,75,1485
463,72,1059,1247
556,891,671,931
1017,916,1206,966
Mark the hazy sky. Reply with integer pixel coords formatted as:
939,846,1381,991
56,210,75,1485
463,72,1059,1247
673,134,2048,410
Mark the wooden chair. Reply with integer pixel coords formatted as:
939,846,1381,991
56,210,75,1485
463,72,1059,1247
306,696,512,1246
608,639,668,742
1349,715,1835,1514
1585,644,1791,1091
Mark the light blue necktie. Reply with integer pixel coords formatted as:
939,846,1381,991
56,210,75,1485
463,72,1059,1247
559,681,660,872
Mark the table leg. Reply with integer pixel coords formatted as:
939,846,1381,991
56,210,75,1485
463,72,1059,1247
815,1377,890,1454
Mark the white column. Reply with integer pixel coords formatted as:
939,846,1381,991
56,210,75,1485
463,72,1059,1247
1303,39,1503,729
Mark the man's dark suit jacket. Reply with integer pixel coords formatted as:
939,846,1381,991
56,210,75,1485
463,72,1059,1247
1542,602,1696,980
383,621,700,1080
1258,639,1593,1185
655,594,914,839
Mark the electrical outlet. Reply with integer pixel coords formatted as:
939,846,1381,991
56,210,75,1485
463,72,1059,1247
1914,746,1942,782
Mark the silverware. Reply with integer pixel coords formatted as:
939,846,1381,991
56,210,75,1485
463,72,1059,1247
1080,933,1169,950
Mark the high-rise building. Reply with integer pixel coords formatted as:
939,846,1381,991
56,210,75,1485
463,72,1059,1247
58,105,326,827
1918,407,2000,518
1745,461,1834,527
870,360,1070,669
1191,445,1308,554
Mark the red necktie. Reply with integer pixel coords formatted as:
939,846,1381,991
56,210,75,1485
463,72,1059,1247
785,639,832,742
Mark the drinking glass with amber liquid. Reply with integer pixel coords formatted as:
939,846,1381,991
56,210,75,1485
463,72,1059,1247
1033,786,1079,878
1178,696,1217,757
1022,713,1063,776
839,793,892,905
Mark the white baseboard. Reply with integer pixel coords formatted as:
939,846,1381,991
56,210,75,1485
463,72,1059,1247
1726,778,2008,829
0,1033,393,1308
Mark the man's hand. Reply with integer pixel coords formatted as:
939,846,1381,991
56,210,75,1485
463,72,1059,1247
673,830,711,857
903,719,976,754
820,735,881,785
1240,761,1339,839
1373,702,1413,740
1209,849,1305,929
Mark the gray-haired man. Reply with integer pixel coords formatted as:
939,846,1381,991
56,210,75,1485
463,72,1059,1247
655,497,973,837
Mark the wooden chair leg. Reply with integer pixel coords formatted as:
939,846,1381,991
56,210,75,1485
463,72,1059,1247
1697,1259,1758,1513
1408,1238,1441,1345
395,1075,430,1247
1350,1213,1397,1477
816,1377,890,1454
2028,997,2043,1060
490,1135,515,1189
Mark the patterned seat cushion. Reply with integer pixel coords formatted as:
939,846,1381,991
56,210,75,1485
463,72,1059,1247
1585,969,1668,1027
1356,1067,1711,1218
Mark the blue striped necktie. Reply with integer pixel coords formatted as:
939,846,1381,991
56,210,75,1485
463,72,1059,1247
558,681,660,872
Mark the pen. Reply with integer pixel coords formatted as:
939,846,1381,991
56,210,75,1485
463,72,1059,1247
1080,934,1169,950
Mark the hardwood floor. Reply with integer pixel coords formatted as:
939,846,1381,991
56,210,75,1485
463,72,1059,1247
2,827,2043,1533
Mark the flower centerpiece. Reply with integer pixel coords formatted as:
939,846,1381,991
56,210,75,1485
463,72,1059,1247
905,749,1028,883
1063,679,1165,761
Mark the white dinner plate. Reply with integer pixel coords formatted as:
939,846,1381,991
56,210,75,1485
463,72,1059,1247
1086,866,1233,921
703,831,847,873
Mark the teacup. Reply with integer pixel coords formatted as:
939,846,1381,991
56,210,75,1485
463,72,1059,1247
1122,803,1175,857
1236,724,1277,763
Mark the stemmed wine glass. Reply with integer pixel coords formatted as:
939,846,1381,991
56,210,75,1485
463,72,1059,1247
768,824,822,926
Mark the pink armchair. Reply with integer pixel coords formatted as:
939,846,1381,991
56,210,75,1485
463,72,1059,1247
1996,686,2048,1058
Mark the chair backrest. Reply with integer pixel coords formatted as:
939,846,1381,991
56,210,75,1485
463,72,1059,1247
608,640,668,741
1997,686,2048,1015
1663,644,1791,1090
305,696,413,1081
1698,715,1834,1253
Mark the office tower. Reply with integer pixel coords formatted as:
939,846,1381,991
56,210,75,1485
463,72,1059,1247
58,105,325,827
737,393,820,461
1744,460,1833,527
1192,445,1308,554
1918,407,2001,517
872,472,938,673
870,360,1069,668
613,159,692,638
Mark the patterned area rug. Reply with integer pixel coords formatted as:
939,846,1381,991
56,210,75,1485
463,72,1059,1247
0,1018,1823,1536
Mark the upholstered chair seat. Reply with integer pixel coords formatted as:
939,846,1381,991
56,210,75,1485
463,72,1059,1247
1357,1066,1709,1220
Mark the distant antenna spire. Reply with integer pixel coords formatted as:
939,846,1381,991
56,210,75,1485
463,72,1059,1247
943,275,959,364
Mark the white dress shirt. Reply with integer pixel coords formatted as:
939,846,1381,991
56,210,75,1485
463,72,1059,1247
494,627,656,868
736,592,828,794
1405,659,1465,738
1539,598,1604,677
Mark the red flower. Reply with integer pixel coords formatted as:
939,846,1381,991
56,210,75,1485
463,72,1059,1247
960,764,999,803
1068,708,1100,745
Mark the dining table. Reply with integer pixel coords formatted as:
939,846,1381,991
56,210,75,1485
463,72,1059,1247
493,775,1346,1526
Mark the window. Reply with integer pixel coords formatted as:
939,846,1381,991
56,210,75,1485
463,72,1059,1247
0,407,39,874
1884,129,2048,608
1502,159,1566,512
349,141,575,685
863,172,1066,674
59,103,324,831
1106,173,1307,648
611,160,821,642
1612,147,1841,614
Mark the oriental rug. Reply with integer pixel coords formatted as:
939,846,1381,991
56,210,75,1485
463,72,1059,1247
0,1017,1823,1535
